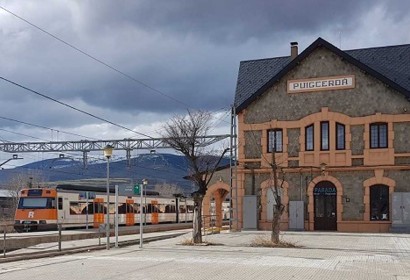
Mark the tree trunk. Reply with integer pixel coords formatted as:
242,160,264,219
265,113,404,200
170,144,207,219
271,204,281,243
192,196,203,243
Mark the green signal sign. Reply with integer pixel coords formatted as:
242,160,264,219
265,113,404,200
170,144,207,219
134,184,141,195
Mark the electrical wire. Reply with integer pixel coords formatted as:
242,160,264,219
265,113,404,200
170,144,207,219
0,76,153,138
0,5,191,109
0,115,97,140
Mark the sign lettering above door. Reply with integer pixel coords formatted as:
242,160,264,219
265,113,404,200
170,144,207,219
287,75,355,93
313,187,336,196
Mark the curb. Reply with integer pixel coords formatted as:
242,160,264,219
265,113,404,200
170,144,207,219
0,232,186,264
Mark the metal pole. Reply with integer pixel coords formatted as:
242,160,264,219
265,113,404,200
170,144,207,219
106,157,110,250
58,223,62,251
86,191,89,230
139,182,143,248
115,185,119,248
3,225,6,258
185,199,187,223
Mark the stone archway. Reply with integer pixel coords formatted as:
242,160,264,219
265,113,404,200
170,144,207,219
203,181,230,228
307,174,343,231
363,169,395,222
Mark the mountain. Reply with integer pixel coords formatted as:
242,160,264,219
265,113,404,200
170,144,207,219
0,153,229,195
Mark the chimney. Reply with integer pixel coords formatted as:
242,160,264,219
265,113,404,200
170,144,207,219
290,42,298,59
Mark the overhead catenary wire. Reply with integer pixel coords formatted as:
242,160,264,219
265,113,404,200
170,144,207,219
0,5,232,141
0,115,98,140
0,76,153,139
0,5,191,110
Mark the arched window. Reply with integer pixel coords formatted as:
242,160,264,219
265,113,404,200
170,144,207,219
370,185,389,221
320,121,329,151
336,123,345,150
305,124,314,151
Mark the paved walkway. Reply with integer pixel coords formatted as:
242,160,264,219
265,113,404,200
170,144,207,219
1,230,410,280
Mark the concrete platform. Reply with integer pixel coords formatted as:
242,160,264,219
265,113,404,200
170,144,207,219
1,230,410,279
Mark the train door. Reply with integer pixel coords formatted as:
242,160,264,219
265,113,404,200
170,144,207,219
57,196,64,223
126,199,134,226
93,198,104,228
151,200,158,224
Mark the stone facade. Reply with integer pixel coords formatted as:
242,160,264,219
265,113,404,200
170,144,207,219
233,38,410,232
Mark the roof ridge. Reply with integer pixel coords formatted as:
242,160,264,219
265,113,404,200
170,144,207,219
344,43,410,52
240,55,290,63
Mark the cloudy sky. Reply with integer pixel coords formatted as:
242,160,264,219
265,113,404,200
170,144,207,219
0,0,410,166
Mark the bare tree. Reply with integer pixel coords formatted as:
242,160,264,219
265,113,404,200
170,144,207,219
268,133,286,243
153,183,183,197
3,171,46,219
162,110,229,243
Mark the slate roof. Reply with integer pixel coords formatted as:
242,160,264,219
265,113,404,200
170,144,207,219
234,37,410,113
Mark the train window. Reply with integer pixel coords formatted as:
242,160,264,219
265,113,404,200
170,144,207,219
118,203,126,214
18,198,55,209
70,202,81,215
165,205,176,213
134,203,141,213
108,203,116,214
81,203,94,214
187,205,194,213
157,204,165,213
69,202,88,215
127,203,134,213
58,197,63,210
179,206,186,213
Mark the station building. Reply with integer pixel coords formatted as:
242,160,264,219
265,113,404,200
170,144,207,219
232,37,410,232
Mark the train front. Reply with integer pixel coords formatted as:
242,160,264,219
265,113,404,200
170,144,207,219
14,188,58,232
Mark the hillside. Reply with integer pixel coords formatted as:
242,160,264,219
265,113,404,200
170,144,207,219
0,153,229,195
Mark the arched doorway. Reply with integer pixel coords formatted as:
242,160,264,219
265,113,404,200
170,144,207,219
203,182,230,229
314,181,337,231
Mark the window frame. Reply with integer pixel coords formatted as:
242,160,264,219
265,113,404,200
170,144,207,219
305,124,314,151
370,185,389,221
267,129,283,153
370,122,388,149
335,122,346,150
320,121,330,151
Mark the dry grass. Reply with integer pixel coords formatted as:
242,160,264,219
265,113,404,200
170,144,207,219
178,238,222,246
250,236,300,248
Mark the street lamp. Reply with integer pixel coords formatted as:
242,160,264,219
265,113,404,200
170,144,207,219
103,145,113,250
140,178,148,248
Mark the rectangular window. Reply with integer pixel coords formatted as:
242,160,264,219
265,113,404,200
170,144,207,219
305,124,314,151
336,123,345,150
320,121,329,151
268,129,283,152
370,185,389,221
370,123,388,148
58,197,63,210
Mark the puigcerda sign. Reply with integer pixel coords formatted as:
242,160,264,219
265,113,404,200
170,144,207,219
287,75,355,94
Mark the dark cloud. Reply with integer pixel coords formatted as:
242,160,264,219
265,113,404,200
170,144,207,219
80,0,397,43
0,0,410,150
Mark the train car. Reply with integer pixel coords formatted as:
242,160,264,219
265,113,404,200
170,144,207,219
14,185,194,232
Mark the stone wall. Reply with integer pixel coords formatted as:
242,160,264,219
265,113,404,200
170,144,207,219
244,47,409,124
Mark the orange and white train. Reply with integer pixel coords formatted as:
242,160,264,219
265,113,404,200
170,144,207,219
14,184,194,232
